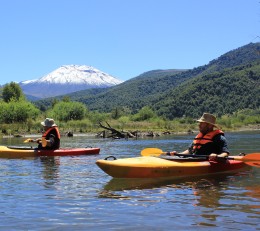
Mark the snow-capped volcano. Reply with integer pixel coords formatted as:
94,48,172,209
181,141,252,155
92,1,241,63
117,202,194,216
20,65,123,99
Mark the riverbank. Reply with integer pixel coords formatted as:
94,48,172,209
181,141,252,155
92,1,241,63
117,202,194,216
2,124,259,139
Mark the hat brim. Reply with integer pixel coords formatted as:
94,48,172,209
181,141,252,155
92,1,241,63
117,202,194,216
41,122,57,127
196,119,220,129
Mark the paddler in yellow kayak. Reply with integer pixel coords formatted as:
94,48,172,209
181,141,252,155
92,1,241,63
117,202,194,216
27,118,61,150
169,113,229,161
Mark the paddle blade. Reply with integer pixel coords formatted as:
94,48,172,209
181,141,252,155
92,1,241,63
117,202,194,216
42,138,47,147
242,153,260,167
24,138,33,143
141,148,164,156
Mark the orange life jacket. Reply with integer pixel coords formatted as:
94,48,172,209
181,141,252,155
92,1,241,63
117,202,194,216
41,126,61,149
192,130,224,152
42,126,61,139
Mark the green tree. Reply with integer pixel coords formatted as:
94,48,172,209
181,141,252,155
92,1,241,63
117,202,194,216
131,106,156,121
0,100,40,123
88,111,109,124
2,82,25,102
62,96,71,102
51,101,87,121
111,107,121,119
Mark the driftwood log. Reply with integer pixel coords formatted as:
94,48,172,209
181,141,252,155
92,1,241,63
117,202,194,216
97,122,136,139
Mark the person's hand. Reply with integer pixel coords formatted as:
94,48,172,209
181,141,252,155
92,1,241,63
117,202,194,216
35,138,42,144
209,153,218,161
167,151,178,156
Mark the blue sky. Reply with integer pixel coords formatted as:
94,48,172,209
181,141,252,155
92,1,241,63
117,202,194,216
0,0,259,85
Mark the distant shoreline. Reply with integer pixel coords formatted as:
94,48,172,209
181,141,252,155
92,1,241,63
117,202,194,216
2,125,259,139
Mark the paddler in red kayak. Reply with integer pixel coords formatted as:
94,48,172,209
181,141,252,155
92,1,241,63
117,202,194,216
170,113,229,161
30,118,61,150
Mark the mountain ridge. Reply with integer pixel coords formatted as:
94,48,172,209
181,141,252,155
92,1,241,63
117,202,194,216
34,42,260,118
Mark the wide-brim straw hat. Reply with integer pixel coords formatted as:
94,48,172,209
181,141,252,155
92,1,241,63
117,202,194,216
196,113,220,129
41,118,57,127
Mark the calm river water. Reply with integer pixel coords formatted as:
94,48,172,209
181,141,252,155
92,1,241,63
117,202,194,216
0,131,259,230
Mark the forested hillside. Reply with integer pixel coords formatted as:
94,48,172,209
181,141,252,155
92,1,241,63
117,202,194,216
35,69,190,112
153,60,260,119
34,42,260,118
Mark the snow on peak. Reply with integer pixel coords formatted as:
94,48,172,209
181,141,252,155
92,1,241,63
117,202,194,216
19,65,123,98
22,65,123,86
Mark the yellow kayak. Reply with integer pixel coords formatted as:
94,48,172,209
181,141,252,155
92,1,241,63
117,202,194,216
96,156,249,179
0,145,100,158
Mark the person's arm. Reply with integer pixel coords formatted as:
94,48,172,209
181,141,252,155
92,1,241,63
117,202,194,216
35,138,42,144
35,136,55,148
209,152,229,160
45,135,55,147
169,142,193,156
209,135,229,160
169,149,190,156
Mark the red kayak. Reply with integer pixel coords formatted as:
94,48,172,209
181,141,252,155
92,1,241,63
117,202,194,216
0,145,100,158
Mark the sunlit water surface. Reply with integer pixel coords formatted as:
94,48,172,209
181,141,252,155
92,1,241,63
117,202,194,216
0,131,259,230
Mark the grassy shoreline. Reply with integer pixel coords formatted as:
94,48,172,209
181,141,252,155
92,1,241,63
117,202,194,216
1,123,259,139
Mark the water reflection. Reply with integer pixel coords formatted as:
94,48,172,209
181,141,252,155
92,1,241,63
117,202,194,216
39,156,60,187
100,170,252,192
99,170,255,208
245,185,260,200
99,170,258,228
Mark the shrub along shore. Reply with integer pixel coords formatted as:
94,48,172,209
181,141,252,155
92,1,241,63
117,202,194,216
1,115,259,139
1,82,259,139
